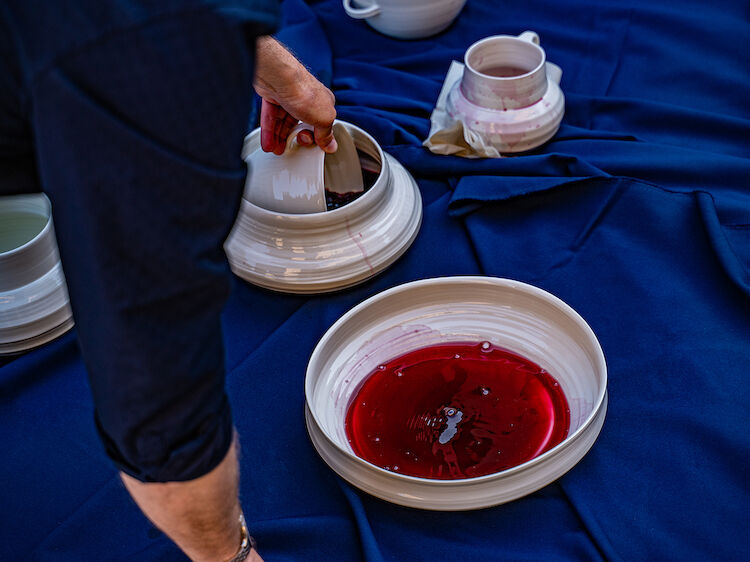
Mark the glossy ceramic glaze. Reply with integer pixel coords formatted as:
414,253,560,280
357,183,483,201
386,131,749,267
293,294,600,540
0,194,73,355
343,0,467,40
447,32,565,153
305,277,608,510
225,120,422,294
245,123,327,214
245,123,364,214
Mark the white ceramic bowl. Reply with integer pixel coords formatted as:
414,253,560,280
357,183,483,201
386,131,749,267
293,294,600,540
343,0,467,40
305,277,608,510
0,194,73,355
225,121,422,294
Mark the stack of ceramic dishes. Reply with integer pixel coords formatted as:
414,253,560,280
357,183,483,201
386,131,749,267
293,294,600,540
305,277,608,510
446,31,565,153
225,120,422,294
0,194,73,355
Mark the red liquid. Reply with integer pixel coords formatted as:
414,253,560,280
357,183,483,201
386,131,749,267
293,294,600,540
345,342,570,479
324,152,379,210
481,65,529,77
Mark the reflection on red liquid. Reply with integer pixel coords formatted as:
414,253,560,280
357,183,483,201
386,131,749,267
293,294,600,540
480,65,529,77
325,168,379,210
345,342,570,479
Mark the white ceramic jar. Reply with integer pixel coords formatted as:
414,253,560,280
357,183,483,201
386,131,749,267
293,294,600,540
225,120,422,294
0,194,73,354
447,31,565,153
343,0,467,40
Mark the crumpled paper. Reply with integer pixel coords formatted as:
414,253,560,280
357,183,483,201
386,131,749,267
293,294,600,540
423,61,503,159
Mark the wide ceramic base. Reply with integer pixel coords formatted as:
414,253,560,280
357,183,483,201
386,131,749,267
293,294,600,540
226,152,422,294
446,72,565,154
0,316,74,355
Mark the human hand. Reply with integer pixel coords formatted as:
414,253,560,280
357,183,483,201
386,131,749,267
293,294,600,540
254,36,337,155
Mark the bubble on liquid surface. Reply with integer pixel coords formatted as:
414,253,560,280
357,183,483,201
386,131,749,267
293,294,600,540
480,341,491,352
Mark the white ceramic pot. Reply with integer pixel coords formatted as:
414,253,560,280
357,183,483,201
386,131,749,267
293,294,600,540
447,31,565,153
245,123,328,214
343,0,467,40
225,120,422,294
0,194,73,354
305,277,608,510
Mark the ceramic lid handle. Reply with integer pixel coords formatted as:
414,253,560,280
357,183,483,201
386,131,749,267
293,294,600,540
545,62,563,85
518,30,540,45
285,122,315,152
343,0,381,19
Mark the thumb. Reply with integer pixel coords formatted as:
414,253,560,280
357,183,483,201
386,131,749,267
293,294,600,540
314,124,338,154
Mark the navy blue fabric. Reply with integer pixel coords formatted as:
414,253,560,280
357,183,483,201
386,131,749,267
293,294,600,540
2,0,750,560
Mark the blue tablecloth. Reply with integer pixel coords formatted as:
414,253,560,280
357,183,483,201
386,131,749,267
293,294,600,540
2,0,749,559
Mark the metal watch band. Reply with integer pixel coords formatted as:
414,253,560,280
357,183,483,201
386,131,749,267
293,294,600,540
225,513,256,562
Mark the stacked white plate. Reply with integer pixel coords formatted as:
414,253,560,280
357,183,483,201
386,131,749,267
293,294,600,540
225,120,422,294
305,277,608,510
0,194,73,355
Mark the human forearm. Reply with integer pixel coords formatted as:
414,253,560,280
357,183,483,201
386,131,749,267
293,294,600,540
254,36,337,154
121,438,261,562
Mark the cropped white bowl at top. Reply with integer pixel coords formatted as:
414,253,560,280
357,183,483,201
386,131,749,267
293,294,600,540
342,0,467,40
225,120,422,294
305,277,608,510
0,194,73,355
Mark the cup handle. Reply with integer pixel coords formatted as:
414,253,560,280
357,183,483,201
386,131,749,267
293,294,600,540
518,31,540,45
546,62,563,85
285,122,315,151
343,0,381,19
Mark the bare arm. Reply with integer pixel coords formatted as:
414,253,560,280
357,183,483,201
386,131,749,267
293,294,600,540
121,438,261,562
254,36,337,154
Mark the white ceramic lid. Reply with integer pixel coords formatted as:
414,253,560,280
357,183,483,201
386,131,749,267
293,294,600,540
225,121,423,294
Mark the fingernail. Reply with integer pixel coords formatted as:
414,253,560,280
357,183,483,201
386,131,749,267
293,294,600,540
323,138,338,154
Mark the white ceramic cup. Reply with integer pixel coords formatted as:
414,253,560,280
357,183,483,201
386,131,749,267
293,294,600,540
461,31,559,110
0,194,61,292
343,0,467,40
0,194,74,354
245,123,327,214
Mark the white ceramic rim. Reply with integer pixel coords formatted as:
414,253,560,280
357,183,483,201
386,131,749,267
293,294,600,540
464,34,546,81
0,199,53,259
0,316,74,355
0,193,74,354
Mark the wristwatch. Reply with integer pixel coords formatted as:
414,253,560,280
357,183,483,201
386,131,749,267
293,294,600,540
225,513,256,562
